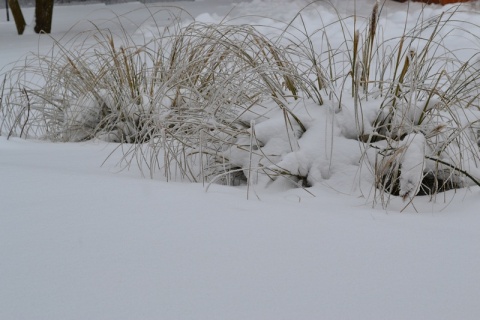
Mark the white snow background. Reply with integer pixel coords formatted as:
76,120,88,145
1,0,480,319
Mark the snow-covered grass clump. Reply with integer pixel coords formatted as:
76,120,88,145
2,2,480,206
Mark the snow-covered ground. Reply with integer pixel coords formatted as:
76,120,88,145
2,1,480,319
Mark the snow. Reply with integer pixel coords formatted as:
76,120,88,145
398,133,426,198
2,1,480,319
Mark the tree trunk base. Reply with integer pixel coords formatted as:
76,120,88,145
7,0,26,35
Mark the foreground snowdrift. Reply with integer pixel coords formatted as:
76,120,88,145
1,136,480,319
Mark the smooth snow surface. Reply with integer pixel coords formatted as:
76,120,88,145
2,1,480,319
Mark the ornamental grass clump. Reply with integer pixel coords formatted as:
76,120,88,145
355,7,480,204
0,12,315,184
2,3,480,207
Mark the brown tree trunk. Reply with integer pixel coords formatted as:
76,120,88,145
34,0,54,34
7,0,26,35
